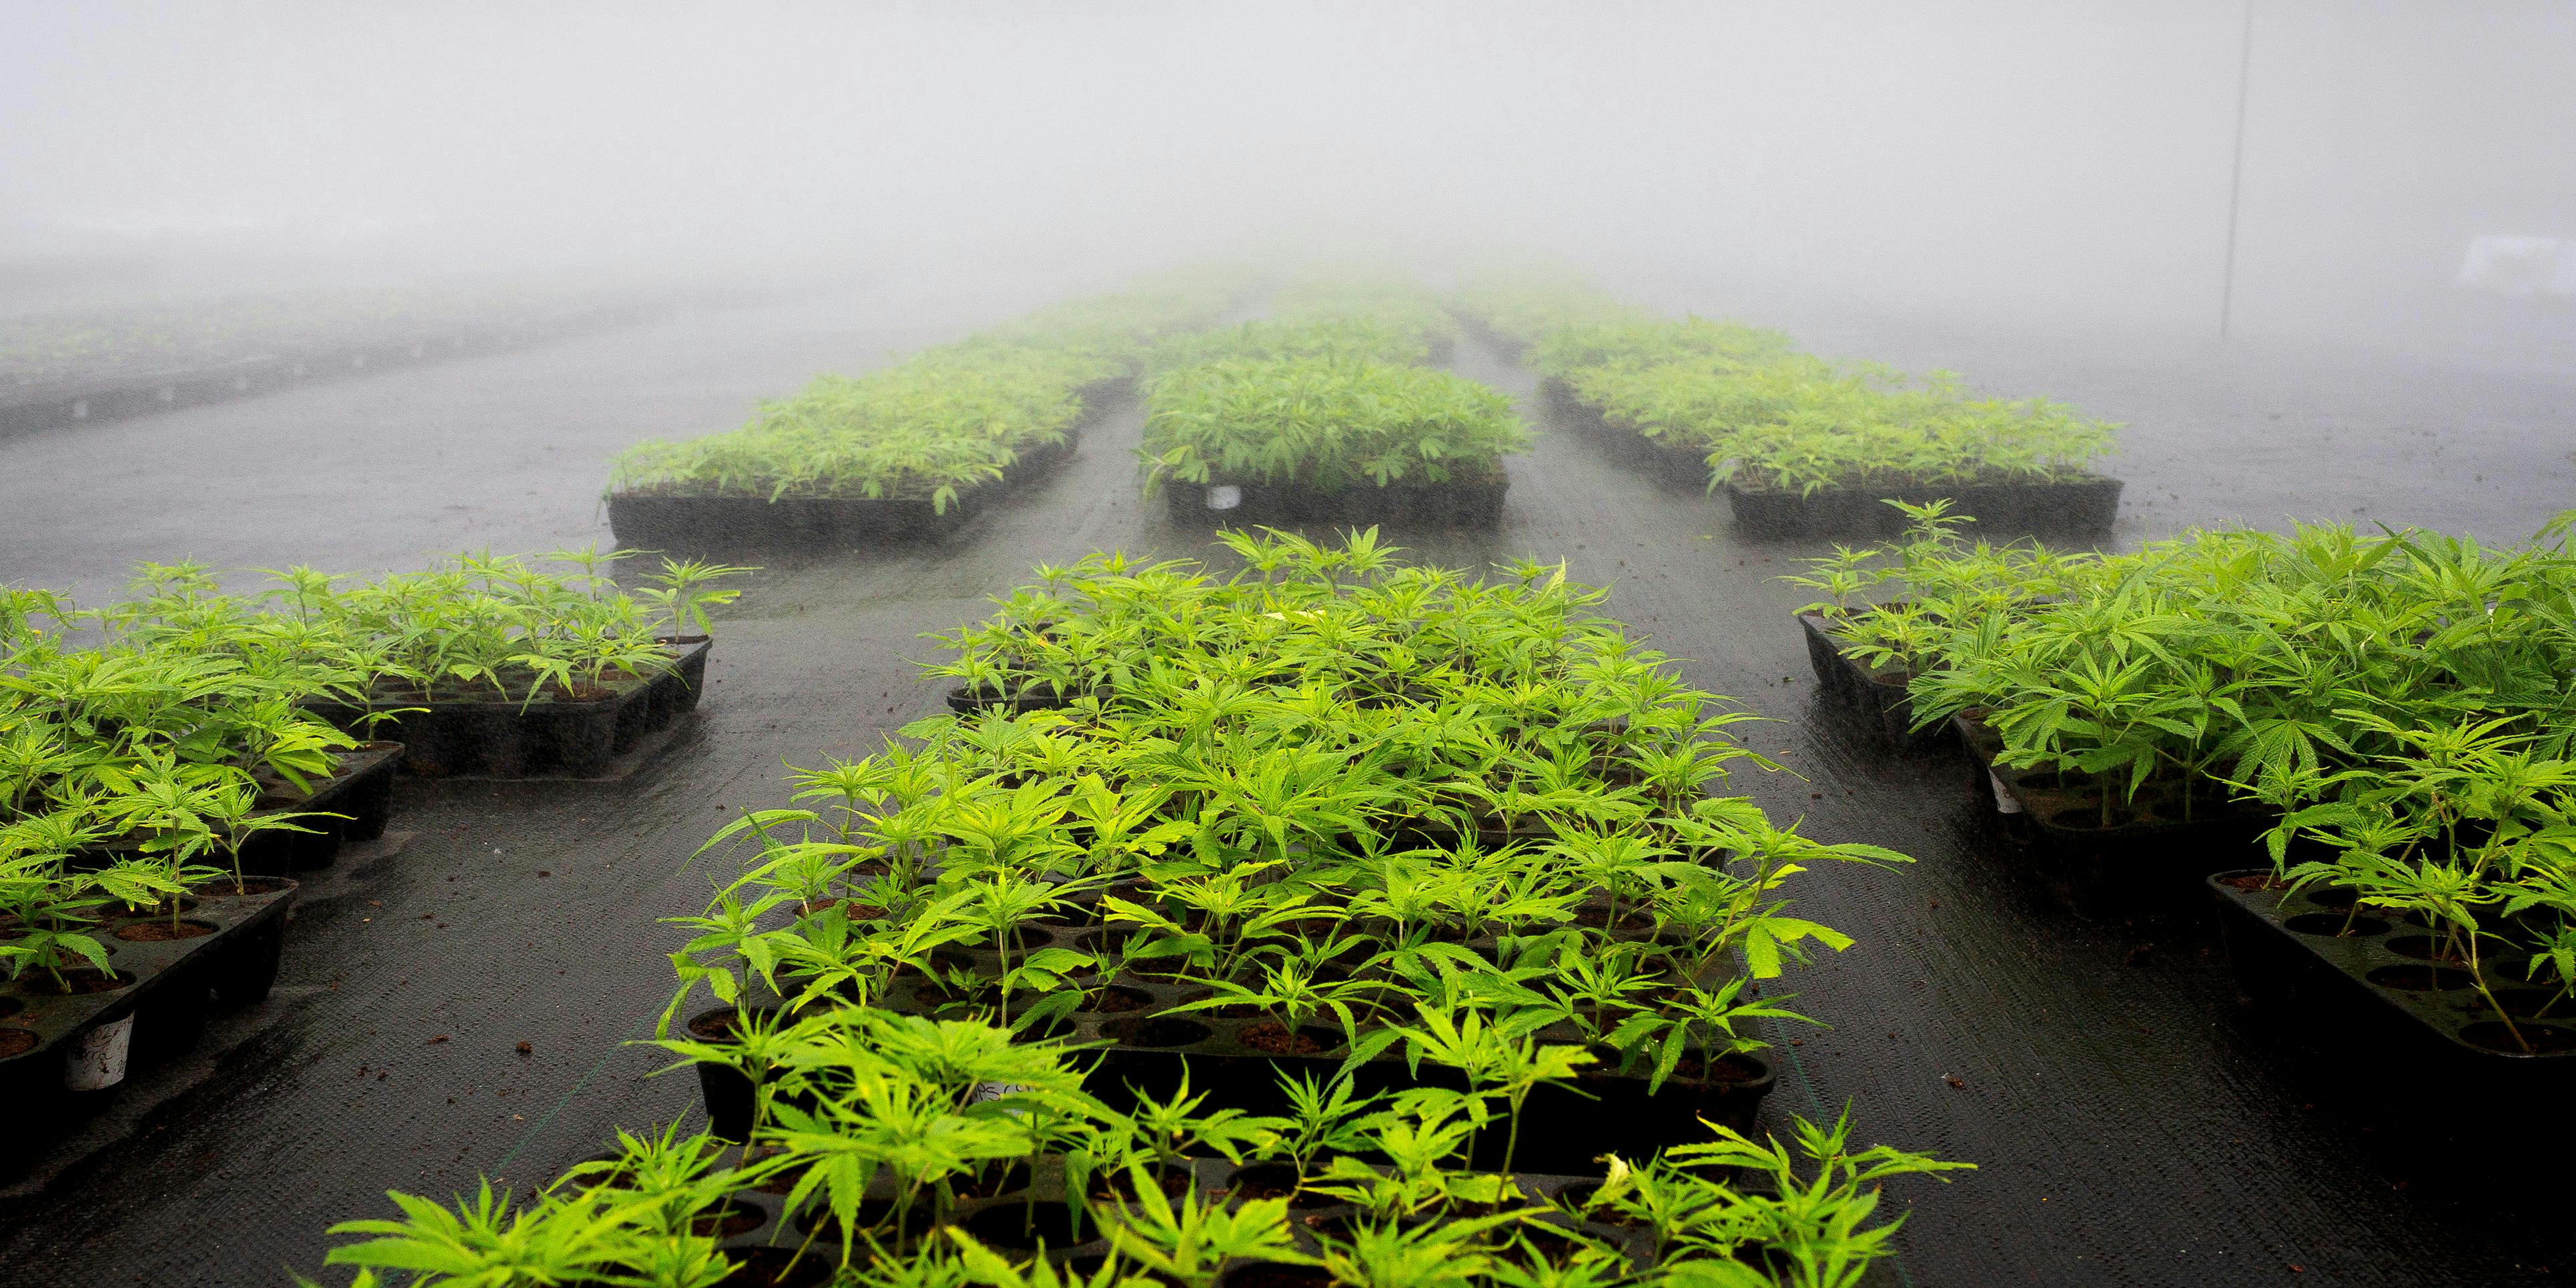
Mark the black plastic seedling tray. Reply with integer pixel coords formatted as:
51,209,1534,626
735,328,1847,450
683,997,1769,1179
1540,379,1712,491
306,637,711,778
1953,712,2270,914
0,877,298,1132
1723,476,2123,540
689,1154,1250,1284
661,634,715,716
702,912,1776,1176
234,741,402,874
944,682,1106,716
2209,870,2576,1110
1160,472,1509,530
1539,378,2124,538
605,380,1122,554
71,742,402,880
695,1154,1687,1288
607,488,983,553
1796,614,1945,750
1039,991,1769,1177
605,434,1080,554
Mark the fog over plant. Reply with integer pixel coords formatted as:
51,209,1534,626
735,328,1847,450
4,1,2571,352
10,10,2576,1288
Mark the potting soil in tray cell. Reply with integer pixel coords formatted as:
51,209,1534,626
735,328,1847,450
0,878,297,1111
1954,712,2271,912
1162,472,1509,530
1723,475,2122,540
2210,871,2576,1105
603,434,1080,554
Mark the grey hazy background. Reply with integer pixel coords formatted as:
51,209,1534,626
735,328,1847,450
1,1,2572,357
2,14,2573,1285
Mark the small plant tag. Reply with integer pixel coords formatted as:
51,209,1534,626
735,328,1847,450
63,1015,135,1091
1988,771,2022,814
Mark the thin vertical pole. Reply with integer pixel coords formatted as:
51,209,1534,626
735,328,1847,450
2218,0,2256,341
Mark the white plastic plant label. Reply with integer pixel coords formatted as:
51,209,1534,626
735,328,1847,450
1990,771,2022,814
1206,485,1242,511
63,1014,135,1091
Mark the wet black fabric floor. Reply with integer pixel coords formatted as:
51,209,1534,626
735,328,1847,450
0,293,2571,1287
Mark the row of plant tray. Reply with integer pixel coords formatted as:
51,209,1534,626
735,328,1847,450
697,962,1772,1177
2210,870,2575,1092
0,878,298,1119
1539,377,2122,538
604,375,1128,554
1159,471,1509,530
1789,618,2574,1107
0,301,665,439
689,1153,1665,1287
303,636,710,778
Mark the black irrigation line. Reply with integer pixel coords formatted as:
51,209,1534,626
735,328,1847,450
2,295,2573,1286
